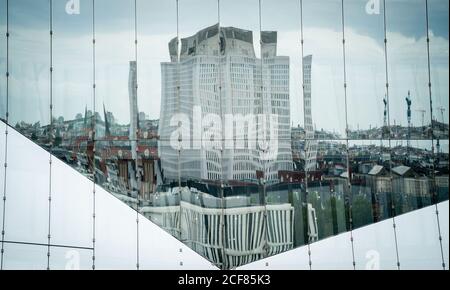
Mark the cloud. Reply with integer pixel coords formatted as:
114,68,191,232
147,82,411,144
2,13,449,132
277,25,449,133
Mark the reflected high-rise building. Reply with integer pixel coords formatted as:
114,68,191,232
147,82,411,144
128,60,139,195
303,55,317,172
159,24,293,183
129,61,138,151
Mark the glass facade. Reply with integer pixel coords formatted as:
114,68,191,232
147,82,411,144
0,0,448,270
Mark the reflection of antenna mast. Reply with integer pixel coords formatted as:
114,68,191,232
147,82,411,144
382,95,388,140
405,91,412,149
437,107,446,123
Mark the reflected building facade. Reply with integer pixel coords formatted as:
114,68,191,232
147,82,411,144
159,24,293,183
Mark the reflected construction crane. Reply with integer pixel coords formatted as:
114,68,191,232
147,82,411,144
382,96,388,139
383,96,388,127
405,91,412,149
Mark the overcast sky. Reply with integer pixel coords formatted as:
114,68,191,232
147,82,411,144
0,0,448,137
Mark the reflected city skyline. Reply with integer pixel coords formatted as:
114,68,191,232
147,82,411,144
3,41,448,268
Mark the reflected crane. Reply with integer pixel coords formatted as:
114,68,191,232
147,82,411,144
382,96,388,139
405,91,412,149
383,96,388,127
437,107,446,123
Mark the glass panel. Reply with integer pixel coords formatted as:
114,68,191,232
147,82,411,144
429,2,449,242
139,211,217,270
386,0,430,140
150,0,225,268
95,181,137,270
259,0,309,264
352,217,398,270
395,203,443,269
345,0,387,139
390,140,434,215
349,139,393,227
303,0,346,139
157,1,182,193
4,123,49,244
429,0,449,139
301,0,354,264
0,0,6,120
50,153,93,248
220,178,267,269
135,0,169,270
308,140,349,240
49,247,93,270
94,0,135,141
2,242,47,270
9,0,50,142
94,141,139,210
220,0,266,270
177,0,220,188
181,184,223,267
435,139,448,202
237,246,310,270
438,201,449,270
136,0,172,246
260,0,302,132
0,122,5,231
50,0,94,249
309,232,353,269
137,0,176,122
52,0,93,175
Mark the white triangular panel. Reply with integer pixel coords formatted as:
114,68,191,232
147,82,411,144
309,232,354,270
50,150,93,248
1,122,448,270
0,122,5,232
94,183,217,270
239,202,449,270
1,121,216,270
4,122,50,244
237,243,310,270
439,201,449,270
396,203,444,269
138,212,217,270
352,216,398,270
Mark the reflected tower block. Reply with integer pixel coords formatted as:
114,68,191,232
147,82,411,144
128,61,139,193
